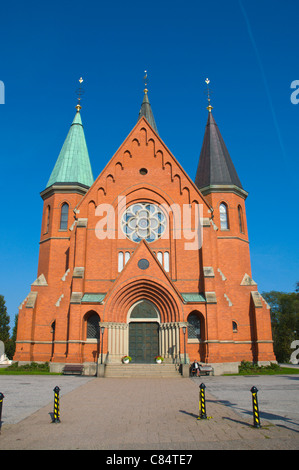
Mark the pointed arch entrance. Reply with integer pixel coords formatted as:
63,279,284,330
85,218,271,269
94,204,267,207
128,300,160,363
104,278,184,363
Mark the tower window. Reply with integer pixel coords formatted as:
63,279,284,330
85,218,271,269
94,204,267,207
60,203,69,231
238,205,244,233
219,203,229,230
232,321,238,332
45,205,50,234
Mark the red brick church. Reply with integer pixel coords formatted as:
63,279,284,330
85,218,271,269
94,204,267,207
14,81,275,374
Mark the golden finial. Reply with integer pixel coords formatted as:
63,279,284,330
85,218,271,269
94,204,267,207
76,77,84,111
144,70,148,94
205,78,213,112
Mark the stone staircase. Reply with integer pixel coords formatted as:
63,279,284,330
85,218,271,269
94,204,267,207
105,362,182,378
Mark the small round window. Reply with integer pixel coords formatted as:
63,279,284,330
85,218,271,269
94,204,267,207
121,203,166,243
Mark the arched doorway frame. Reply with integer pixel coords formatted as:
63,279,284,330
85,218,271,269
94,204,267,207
103,278,184,363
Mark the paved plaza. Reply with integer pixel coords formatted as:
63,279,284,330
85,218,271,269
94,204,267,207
0,374,299,450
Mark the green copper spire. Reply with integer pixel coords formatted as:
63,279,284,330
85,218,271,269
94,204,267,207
46,107,94,189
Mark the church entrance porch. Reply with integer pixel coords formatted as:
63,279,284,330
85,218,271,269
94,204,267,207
104,296,183,364
129,322,159,363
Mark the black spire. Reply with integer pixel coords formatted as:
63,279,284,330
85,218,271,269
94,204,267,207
195,110,245,196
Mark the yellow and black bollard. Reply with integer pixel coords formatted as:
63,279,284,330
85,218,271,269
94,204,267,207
0,392,4,433
197,383,212,420
52,386,61,423
250,386,261,428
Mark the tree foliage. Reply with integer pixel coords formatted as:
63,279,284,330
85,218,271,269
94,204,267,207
0,295,10,342
263,283,299,363
0,295,18,359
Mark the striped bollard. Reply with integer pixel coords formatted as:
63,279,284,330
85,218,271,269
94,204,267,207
197,383,212,420
52,386,61,423
250,386,261,428
198,383,207,419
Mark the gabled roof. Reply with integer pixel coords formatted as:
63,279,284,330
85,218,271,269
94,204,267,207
104,239,185,307
46,109,94,189
195,110,244,193
74,116,212,213
138,88,158,134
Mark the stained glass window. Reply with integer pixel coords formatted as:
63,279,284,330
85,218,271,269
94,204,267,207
121,203,166,243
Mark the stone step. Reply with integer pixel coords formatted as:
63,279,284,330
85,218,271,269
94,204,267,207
105,363,182,378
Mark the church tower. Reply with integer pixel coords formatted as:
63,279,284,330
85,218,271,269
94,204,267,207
14,82,94,363
194,82,274,364
38,103,94,284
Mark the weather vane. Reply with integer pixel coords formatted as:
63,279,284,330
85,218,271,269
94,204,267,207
76,77,84,111
144,70,148,93
205,78,213,112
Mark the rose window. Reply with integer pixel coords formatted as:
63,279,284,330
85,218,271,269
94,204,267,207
121,203,166,243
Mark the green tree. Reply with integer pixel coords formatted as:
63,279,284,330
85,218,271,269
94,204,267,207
263,285,299,363
5,313,18,359
0,295,11,357
0,295,10,342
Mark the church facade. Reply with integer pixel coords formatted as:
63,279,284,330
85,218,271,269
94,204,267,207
14,86,276,374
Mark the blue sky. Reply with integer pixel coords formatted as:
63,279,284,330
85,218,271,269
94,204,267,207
0,0,298,331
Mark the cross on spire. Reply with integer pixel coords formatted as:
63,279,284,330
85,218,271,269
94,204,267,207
205,78,213,112
76,77,84,112
144,70,148,93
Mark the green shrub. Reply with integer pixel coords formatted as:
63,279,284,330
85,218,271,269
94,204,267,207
7,361,50,372
238,360,281,374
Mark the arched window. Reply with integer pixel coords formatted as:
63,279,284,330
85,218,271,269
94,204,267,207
238,205,244,233
219,203,229,230
130,300,159,319
187,313,201,340
232,321,238,332
164,252,170,272
118,252,124,272
87,313,100,339
45,205,50,234
60,203,69,231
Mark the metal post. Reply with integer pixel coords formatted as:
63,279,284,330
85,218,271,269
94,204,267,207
197,383,207,420
52,386,61,423
0,393,4,433
250,386,261,428
100,326,105,364
182,326,186,364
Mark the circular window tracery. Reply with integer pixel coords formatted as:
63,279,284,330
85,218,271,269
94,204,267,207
121,203,166,243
